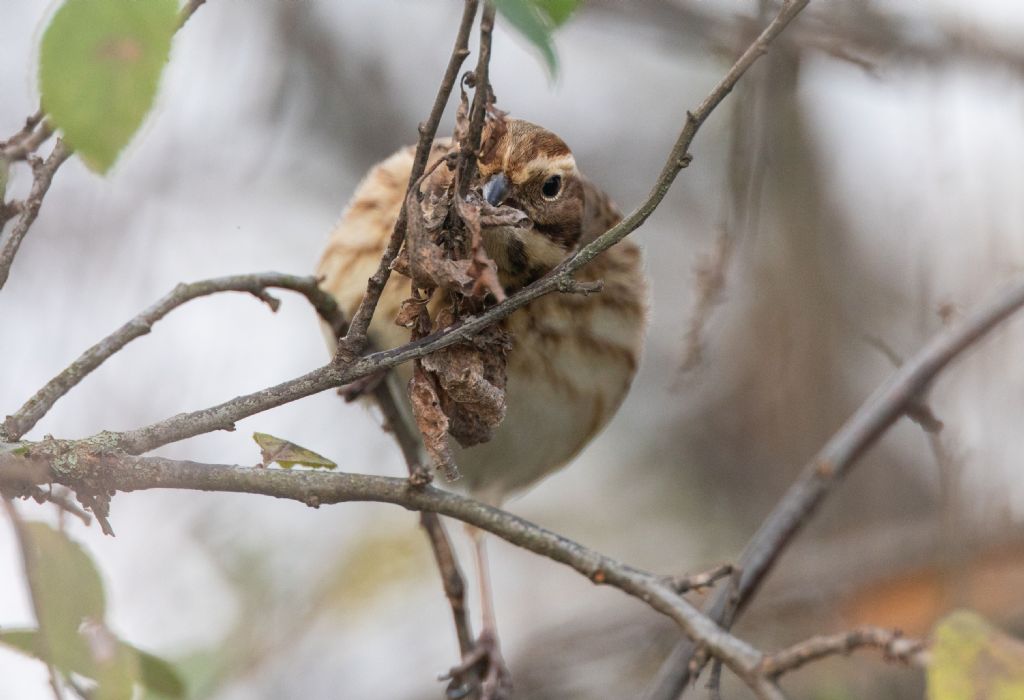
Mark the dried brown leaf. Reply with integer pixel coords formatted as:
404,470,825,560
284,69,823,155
454,84,471,145
389,246,411,278
404,187,473,293
421,319,510,447
395,296,429,330
409,364,460,481
456,194,507,302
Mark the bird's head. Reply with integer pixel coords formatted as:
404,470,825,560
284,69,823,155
474,119,586,288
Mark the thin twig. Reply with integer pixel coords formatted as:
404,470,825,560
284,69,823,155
0,140,72,291
1,120,54,163
668,563,734,594
760,627,926,677
177,0,208,29
1,497,65,700
27,486,92,527
1,273,342,441
342,0,479,349
370,374,477,661
0,110,44,151
456,2,496,198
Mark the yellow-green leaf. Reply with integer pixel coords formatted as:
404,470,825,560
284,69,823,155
927,610,1024,700
252,432,337,470
132,646,186,698
0,629,184,699
23,522,106,671
38,0,179,173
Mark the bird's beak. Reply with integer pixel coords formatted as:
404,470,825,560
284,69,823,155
482,172,510,207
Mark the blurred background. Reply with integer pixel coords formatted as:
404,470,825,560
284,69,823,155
3,0,1024,697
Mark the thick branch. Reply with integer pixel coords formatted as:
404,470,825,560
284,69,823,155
0,447,769,687
1,273,341,442
342,0,479,347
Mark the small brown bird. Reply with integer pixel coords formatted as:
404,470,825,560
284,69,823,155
319,120,646,500
317,119,646,690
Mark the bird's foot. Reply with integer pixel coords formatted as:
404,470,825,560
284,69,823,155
442,629,512,700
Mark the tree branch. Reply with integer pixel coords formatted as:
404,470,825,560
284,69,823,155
0,140,72,291
0,446,780,695
0,117,53,163
456,2,496,198
644,284,1024,696
369,368,477,665
341,0,479,349
1,273,342,442
759,627,925,678
177,0,207,29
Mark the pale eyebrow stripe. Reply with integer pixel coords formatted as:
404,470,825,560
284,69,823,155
512,155,578,184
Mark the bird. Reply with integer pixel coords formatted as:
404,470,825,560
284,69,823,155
316,118,647,694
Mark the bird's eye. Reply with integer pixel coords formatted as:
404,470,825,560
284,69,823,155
541,174,562,199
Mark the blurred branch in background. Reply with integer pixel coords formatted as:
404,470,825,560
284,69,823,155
648,271,1024,694
588,0,1024,77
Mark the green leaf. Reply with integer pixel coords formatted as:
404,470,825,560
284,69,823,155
38,0,179,173
132,646,186,698
492,0,578,76
0,629,90,667
252,432,338,470
927,610,1024,700
90,636,138,700
14,525,140,698
23,522,106,670
539,0,580,27
0,630,184,699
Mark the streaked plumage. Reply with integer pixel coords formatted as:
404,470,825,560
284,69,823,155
317,120,646,504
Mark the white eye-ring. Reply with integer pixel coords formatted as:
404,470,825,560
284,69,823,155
541,174,562,200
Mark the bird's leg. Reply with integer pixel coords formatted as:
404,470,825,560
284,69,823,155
444,526,512,700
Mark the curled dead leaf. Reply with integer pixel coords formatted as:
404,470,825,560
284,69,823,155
395,295,430,330
404,175,476,294
409,364,460,481
456,193,507,302
421,317,510,448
